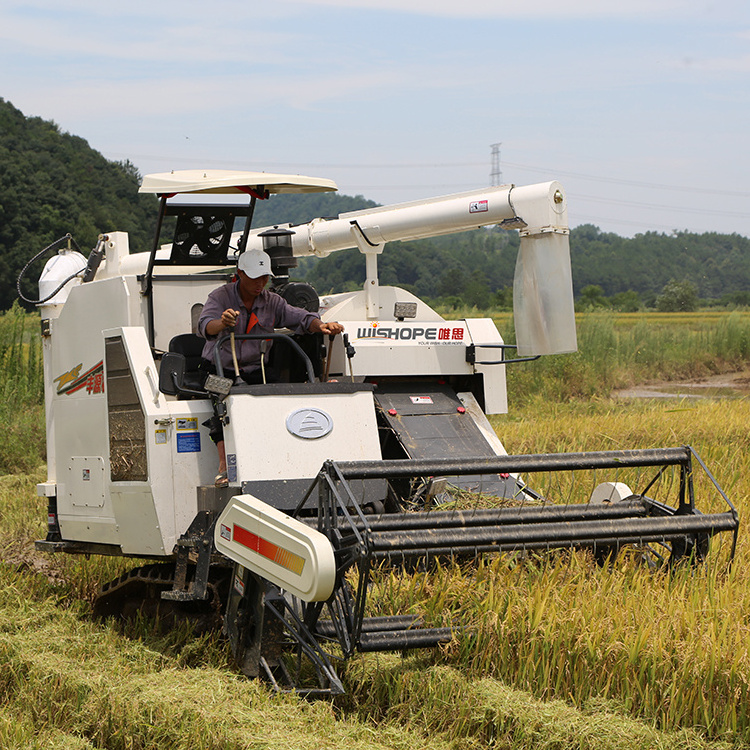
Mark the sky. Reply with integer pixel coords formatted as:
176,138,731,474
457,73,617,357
1,0,749,238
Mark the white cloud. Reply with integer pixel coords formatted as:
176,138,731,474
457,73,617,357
1,0,748,237
285,0,690,19
7,61,459,125
0,10,297,65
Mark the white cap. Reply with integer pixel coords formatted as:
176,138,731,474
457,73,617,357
237,249,275,279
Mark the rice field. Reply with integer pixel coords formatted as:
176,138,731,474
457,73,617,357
1,308,750,748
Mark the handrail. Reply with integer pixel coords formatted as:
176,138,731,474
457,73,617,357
213,331,316,383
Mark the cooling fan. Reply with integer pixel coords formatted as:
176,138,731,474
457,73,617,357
171,212,232,263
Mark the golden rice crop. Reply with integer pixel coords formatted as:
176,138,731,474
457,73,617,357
347,398,750,742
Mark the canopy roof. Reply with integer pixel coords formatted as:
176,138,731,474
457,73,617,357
139,169,338,196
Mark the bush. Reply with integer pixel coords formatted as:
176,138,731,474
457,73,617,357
655,279,699,312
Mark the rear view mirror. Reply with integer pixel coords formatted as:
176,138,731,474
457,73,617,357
159,352,187,396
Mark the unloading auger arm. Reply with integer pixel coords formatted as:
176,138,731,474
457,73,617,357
288,181,566,256
250,181,576,355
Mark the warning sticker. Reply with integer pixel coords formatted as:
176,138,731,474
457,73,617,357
154,429,167,445
469,200,489,213
176,432,201,453
410,396,434,404
176,418,198,431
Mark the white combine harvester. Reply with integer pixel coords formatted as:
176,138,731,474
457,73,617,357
31,169,738,694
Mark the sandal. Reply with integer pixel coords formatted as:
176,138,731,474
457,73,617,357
214,471,229,488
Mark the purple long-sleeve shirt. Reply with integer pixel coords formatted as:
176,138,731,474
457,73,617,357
198,282,319,374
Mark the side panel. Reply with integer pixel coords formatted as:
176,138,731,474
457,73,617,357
464,317,508,415
164,400,217,537
110,488,166,556
104,327,216,554
50,278,135,544
150,274,228,351
215,495,336,602
328,320,473,379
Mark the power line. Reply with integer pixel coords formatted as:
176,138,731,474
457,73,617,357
110,149,748,198
574,193,750,219
504,160,750,198
571,214,708,233
107,151,487,170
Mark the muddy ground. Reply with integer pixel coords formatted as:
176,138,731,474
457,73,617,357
614,369,750,399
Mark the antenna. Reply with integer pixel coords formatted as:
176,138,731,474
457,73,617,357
490,143,503,186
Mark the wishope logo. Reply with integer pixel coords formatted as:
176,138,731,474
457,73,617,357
356,323,466,342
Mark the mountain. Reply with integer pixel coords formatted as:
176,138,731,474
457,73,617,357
0,98,159,307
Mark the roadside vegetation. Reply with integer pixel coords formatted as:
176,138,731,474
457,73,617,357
0,303,45,475
2,307,750,748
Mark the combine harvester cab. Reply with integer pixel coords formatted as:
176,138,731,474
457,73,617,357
32,170,739,695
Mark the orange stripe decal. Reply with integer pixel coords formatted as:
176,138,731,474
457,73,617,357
233,524,305,576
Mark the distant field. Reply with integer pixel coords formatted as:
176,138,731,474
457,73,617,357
1,308,749,749
491,310,750,325
491,310,750,405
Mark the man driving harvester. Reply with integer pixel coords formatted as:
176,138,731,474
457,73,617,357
198,248,344,486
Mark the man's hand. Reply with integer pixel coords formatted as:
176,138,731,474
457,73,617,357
221,309,241,329
310,319,344,336
205,309,240,337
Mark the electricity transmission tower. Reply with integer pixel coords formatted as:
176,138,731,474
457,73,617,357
490,143,503,186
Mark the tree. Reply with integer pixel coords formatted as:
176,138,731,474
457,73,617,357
463,270,491,309
437,267,466,298
611,290,641,312
655,279,699,312
494,286,513,310
577,285,609,311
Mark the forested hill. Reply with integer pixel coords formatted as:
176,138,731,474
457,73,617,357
0,98,158,306
569,224,750,304
2,97,749,311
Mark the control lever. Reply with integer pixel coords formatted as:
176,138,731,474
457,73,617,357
343,333,356,381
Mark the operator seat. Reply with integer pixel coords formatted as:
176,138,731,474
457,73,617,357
267,331,324,383
167,333,206,392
